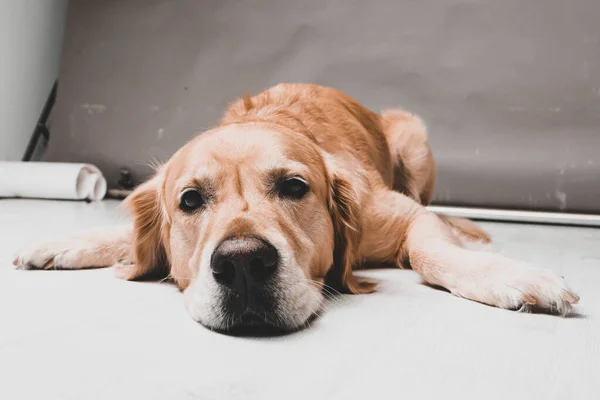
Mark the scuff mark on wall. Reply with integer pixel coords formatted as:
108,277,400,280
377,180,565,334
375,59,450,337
554,189,567,211
81,103,106,114
554,162,568,210
558,162,567,176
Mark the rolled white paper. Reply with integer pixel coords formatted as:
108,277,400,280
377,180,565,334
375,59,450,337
0,162,107,201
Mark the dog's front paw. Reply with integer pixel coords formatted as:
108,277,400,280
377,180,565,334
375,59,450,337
14,238,82,270
453,254,579,316
12,235,116,271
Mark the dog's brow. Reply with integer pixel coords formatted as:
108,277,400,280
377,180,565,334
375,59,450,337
176,175,215,193
268,167,291,180
266,164,309,181
266,161,309,176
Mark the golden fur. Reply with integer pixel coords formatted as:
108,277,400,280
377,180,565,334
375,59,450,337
15,83,579,329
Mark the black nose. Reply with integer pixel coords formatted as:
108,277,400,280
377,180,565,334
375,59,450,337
210,236,279,291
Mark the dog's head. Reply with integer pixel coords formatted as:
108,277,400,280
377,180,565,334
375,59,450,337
124,105,374,333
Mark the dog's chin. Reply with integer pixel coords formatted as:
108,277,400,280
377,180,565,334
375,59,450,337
199,310,316,337
186,274,325,336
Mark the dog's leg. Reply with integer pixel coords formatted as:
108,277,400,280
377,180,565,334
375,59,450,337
360,189,579,314
380,110,491,244
14,225,134,276
381,109,436,204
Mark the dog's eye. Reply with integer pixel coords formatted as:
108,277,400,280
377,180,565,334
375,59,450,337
180,189,205,212
279,177,309,199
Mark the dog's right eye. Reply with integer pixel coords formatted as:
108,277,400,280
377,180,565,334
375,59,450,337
278,177,309,200
179,189,205,212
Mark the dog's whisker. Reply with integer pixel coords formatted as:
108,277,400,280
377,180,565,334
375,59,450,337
297,278,344,307
304,278,344,297
317,289,341,305
162,274,194,281
157,275,173,284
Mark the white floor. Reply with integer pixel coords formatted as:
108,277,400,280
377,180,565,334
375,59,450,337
1,199,599,400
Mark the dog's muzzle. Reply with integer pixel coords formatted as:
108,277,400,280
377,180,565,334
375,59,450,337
210,235,283,331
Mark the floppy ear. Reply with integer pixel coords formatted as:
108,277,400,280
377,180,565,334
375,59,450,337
326,174,376,295
117,175,169,281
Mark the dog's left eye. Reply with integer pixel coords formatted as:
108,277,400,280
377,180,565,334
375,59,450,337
180,189,205,212
278,177,309,199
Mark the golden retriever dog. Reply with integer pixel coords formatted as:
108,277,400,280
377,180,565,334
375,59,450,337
14,83,579,333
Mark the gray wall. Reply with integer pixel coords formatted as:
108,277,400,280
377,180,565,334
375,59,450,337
0,0,67,161
48,0,600,212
